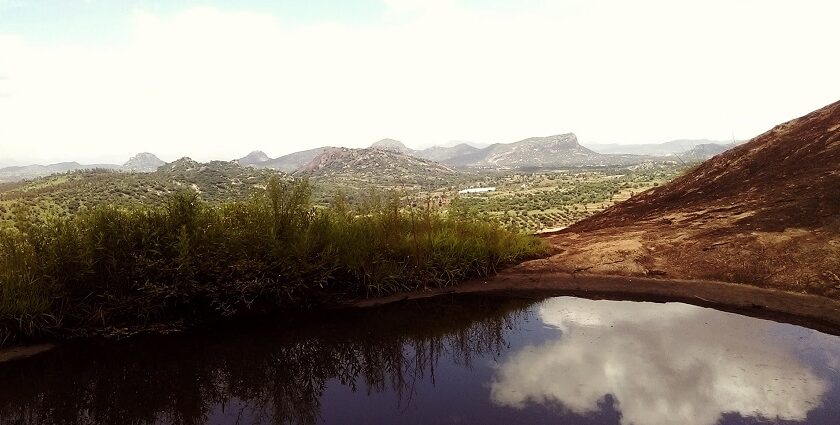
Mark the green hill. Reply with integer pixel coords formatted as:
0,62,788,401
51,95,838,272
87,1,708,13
0,159,282,222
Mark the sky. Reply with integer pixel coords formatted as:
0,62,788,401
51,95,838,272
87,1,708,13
1,0,838,164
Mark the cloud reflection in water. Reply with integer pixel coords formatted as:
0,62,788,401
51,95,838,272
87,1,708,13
490,298,828,425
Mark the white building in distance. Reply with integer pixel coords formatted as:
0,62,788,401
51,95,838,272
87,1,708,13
458,187,496,194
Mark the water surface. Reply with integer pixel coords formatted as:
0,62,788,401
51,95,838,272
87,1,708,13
1,295,839,425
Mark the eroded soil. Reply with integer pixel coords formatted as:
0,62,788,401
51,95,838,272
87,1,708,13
531,100,840,299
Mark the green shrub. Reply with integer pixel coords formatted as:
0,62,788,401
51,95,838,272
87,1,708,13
0,179,549,344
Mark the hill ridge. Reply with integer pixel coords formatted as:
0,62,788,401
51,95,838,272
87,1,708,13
537,99,840,298
295,147,458,187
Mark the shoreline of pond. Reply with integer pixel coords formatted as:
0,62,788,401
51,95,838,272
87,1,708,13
3,272,840,363
351,272,840,336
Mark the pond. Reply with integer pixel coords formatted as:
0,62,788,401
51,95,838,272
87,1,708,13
1,295,839,425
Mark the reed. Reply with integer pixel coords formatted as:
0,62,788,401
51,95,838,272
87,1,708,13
0,178,549,344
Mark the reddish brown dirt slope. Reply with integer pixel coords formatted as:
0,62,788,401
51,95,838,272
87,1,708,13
519,100,840,298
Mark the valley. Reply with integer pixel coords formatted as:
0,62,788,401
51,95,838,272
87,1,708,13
3,2,838,424
0,157,688,235
0,133,705,231
439,163,682,233
1,99,837,382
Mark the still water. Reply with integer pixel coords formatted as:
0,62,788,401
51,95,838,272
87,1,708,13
1,295,839,425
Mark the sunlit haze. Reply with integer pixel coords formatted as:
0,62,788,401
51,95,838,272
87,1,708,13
1,0,838,164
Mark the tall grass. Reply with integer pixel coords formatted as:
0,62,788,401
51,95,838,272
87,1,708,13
0,178,549,344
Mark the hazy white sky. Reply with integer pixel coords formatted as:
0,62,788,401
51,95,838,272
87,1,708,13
1,0,838,164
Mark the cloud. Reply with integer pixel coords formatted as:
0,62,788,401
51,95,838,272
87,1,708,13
490,298,831,425
0,1,838,164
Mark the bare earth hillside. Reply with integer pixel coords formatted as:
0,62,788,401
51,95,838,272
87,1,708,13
518,100,840,299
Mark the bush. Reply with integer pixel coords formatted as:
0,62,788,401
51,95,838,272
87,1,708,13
0,178,549,344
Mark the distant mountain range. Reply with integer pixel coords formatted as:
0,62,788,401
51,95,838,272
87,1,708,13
678,143,731,162
366,139,484,164
1,135,738,184
414,143,481,163
367,134,616,167
0,161,121,183
583,139,739,156
294,147,458,187
431,134,650,168
237,133,702,174
236,147,335,173
0,153,169,183
236,140,481,173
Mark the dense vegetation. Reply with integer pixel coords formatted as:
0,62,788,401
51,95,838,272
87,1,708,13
0,162,278,221
0,178,548,345
446,164,685,232
0,160,686,234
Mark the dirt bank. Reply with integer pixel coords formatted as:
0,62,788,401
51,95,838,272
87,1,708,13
353,271,840,336
0,344,54,363
6,269,840,363
534,100,840,298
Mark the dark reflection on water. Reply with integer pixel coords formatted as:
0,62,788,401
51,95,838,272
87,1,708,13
1,295,839,425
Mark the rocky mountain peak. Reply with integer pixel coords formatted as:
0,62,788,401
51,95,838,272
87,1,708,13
237,150,272,166
529,133,580,148
161,157,200,172
123,152,165,172
371,139,411,154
